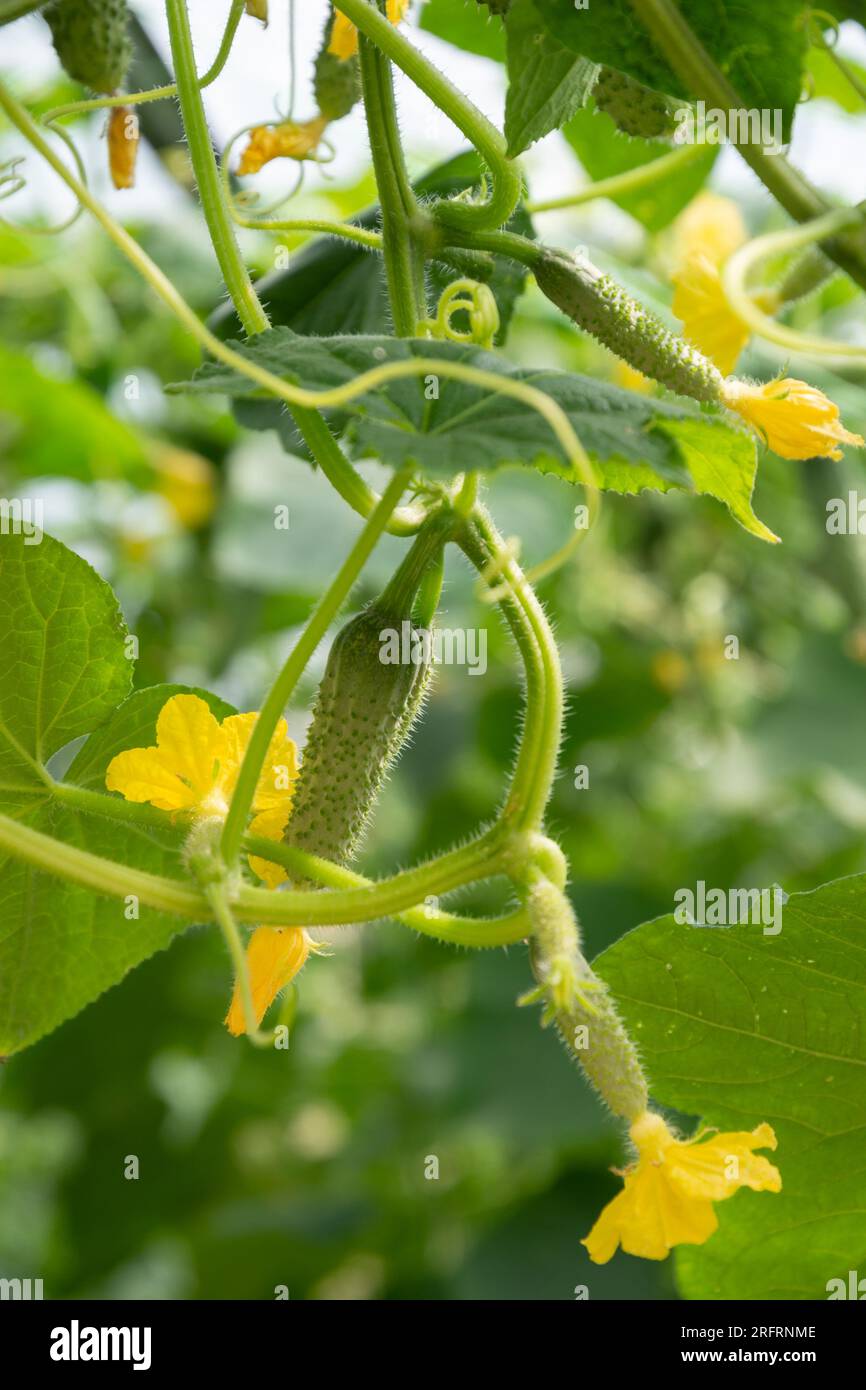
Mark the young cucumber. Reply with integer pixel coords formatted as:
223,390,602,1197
44,0,132,95
284,524,447,872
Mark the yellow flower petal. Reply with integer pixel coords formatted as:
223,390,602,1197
722,377,865,461
248,805,292,887
225,926,310,1036
672,253,751,376
237,116,329,175
105,746,196,811
674,192,747,270
327,1,411,62
582,1111,781,1264
105,694,224,812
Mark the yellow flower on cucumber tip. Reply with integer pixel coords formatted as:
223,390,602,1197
105,694,311,1034
722,377,865,461
583,1111,782,1264
328,0,411,61
237,115,329,175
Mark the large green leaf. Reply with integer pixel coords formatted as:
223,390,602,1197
210,153,533,346
535,0,808,139
504,0,597,155
0,526,233,1053
595,872,866,1299
0,531,131,795
174,330,775,541
419,0,507,61
0,344,150,484
563,106,717,231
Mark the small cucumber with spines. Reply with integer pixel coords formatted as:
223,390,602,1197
44,0,132,95
592,65,682,141
314,14,362,122
284,518,449,875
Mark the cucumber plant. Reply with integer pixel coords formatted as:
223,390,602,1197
1,0,866,1297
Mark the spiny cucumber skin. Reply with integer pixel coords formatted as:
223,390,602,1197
593,65,680,141
285,604,432,874
314,18,362,122
535,249,724,403
44,0,131,95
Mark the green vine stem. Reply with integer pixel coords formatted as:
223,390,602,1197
165,0,269,336
722,207,866,360
332,0,521,235
220,464,415,866
526,143,704,214
628,0,866,292
0,76,425,536
357,9,425,334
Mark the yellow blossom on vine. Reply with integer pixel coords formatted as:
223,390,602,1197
328,0,411,62
670,192,782,375
106,694,312,1031
721,377,865,461
237,115,329,175
583,1111,781,1264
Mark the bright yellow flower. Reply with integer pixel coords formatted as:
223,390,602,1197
672,254,752,377
583,1110,781,1264
328,0,411,62
614,361,652,395
149,445,217,531
721,377,865,461
674,192,747,269
106,694,311,1032
670,192,778,375
237,115,329,175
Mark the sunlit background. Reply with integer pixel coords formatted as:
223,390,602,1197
2,1,866,1299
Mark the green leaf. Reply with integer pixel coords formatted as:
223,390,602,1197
0,685,236,1056
0,531,131,795
534,0,808,139
419,0,507,61
0,344,150,484
595,872,866,1299
563,105,717,231
806,43,866,113
504,0,597,155
173,331,774,541
210,153,534,346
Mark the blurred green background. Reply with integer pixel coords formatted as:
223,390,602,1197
2,1,866,1301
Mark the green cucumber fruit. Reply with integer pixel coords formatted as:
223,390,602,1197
314,16,362,123
44,0,132,95
592,65,682,141
534,248,724,403
284,522,450,873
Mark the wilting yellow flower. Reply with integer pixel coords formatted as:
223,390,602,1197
583,1111,781,1264
106,694,312,1032
722,377,865,461
108,105,139,190
329,0,411,61
237,115,329,175
225,925,310,1035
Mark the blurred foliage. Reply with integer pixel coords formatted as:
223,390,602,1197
2,2,866,1302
